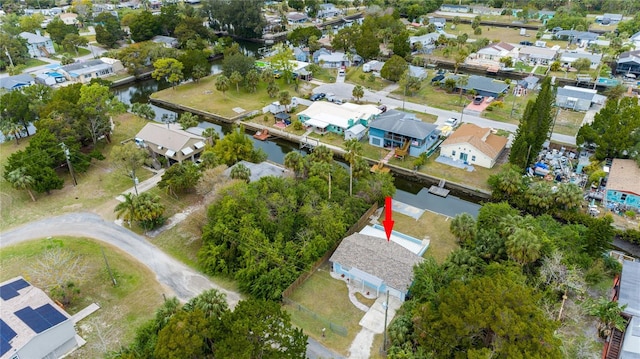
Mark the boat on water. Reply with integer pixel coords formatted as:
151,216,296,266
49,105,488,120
253,129,270,141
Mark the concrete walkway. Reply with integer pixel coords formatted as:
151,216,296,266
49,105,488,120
347,295,402,359
115,168,165,202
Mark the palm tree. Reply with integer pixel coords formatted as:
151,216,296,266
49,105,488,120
134,192,165,230
506,228,542,266
114,193,137,227
278,90,292,112
183,289,228,319
309,161,332,199
229,71,243,93
343,138,363,196
554,183,583,211
230,163,251,182
7,167,36,202
202,128,220,146
215,75,230,97
284,151,306,178
309,145,333,164
587,297,628,339
352,85,364,103
449,213,476,245
456,75,469,105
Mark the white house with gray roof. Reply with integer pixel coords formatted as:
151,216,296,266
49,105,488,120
559,52,602,69
518,45,558,65
556,86,605,111
19,31,55,58
409,33,441,54
329,233,424,301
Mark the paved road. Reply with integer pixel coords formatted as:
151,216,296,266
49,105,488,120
0,212,241,307
312,82,577,145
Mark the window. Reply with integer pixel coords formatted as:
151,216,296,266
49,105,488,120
621,194,627,201
471,155,476,161
452,150,456,156
372,138,381,146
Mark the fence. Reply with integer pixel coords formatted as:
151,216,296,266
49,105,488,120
281,203,379,299
283,297,348,337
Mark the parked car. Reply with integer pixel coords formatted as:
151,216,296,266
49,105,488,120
377,104,387,113
310,93,326,101
444,118,459,127
473,95,484,105
338,66,346,76
519,41,533,46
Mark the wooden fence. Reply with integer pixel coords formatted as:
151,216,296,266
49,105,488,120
281,202,379,299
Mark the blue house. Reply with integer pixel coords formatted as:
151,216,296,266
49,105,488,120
441,74,509,98
368,110,439,157
293,47,309,62
297,102,381,136
605,159,640,211
0,74,35,92
329,233,424,301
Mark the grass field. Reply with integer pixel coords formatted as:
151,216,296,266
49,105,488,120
151,74,311,118
346,67,394,92
0,113,151,231
0,237,165,358
285,265,365,355
392,211,458,263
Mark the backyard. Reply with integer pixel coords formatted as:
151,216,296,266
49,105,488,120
392,211,459,263
345,67,394,92
0,237,165,358
151,74,313,118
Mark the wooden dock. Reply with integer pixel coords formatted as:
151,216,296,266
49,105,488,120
428,179,450,197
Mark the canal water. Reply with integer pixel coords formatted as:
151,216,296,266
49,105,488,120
93,42,483,217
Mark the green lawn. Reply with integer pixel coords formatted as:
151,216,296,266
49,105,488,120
483,92,534,125
151,75,310,118
0,237,165,358
392,212,459,263
345,67,394,92
534,66,549,75
284,264,365,355
0,113,151,231
552,109,585,137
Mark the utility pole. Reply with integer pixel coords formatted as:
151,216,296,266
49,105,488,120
4,46,15,68
60,143,78,186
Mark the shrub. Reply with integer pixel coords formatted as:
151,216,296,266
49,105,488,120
292,119,304,131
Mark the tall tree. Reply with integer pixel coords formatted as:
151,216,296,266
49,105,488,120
278,91,292,112
178,112,200,130
380,55,408,82
158,162,202,198
344,138,363,196
509,77,556,168
229,71,243,93
392,30,410,58
352,85,364,103
94,12,123,48
46,17,78,45
61,34,88,56
7,167,37,202
110,141,148,195
152,58,184,89
78,83,122,145
129,11,161,43
271,44,295,84
215,75,230,96
114,193,137,226
202,0,266,39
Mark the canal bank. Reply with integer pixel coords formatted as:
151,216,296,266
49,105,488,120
148,96,492,202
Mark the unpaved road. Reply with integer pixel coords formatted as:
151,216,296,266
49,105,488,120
0,212,241,308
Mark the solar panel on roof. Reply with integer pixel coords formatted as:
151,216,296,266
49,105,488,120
0,278,30,300
0,319,17,357
37,304,67,327
15,304,67,334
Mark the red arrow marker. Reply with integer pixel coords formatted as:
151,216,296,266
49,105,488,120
382,196,394,242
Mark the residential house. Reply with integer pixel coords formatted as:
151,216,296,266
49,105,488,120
363,60,384,73
518,45,558,65
368,110,440,157
317,3,342,18
134,123,206,165
0,74,35,92
472,42,517,68
439,123,508,169
616,50,640,77
315,51,359,68
329,233,424,301
441,74,510,98
606,260,640,358
293,47,309,62
605,159,640,211
58,58,124,83
559,52,602,69
630,32,640,51
536,10,556,22
287,12,308,24
151,35,179,48
312,47,331,63
225,161,289,183
35,72,66,86
427,17,446,30
408,65,427,80
440,4,469,13
471,6,502,15
596,13,623,25
345,124,367,141
19,31,55,58
58,13,78,25
409,33,441,54
556,86,605,111
0,277,81,359
297,102,381,136
514,75,539,96
554,30,599,47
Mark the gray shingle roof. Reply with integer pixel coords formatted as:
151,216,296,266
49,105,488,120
619,260,640,316
443,75,509,95
368,110,437,139
557,87,596,101
0,74,34,90
329,233,424,291
19,31,50,44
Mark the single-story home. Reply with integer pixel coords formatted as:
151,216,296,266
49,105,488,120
408,65,427,79
616,50,640,77
514,75,539,96
631,32,640,52
59,13,78,25
409,33,441,54
439,123,508,169
151,35,179,48
19,31,55,58
293,47,309,62
345,124,367,141
297,102,381,135
0,74,35,92
363,60,384,73
329,233,424,301
135,123,206,166
315,51,360,68
596,13,623,25
287,12,308,24
440,74,510,98
317,3,341,18
427,17,446,30
0,277,81,359
368,110,439,157
471,5,502,15
559,52,602,69
518,45,558,65
554,30,599,46
440,4,469,13
536,10,556,22
556,86,605,111
605,159,640,211
35,72,66,86
475,42,516,62
58,58,124,83
224,160,289,182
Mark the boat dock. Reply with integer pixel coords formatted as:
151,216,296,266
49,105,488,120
428,179,450,197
